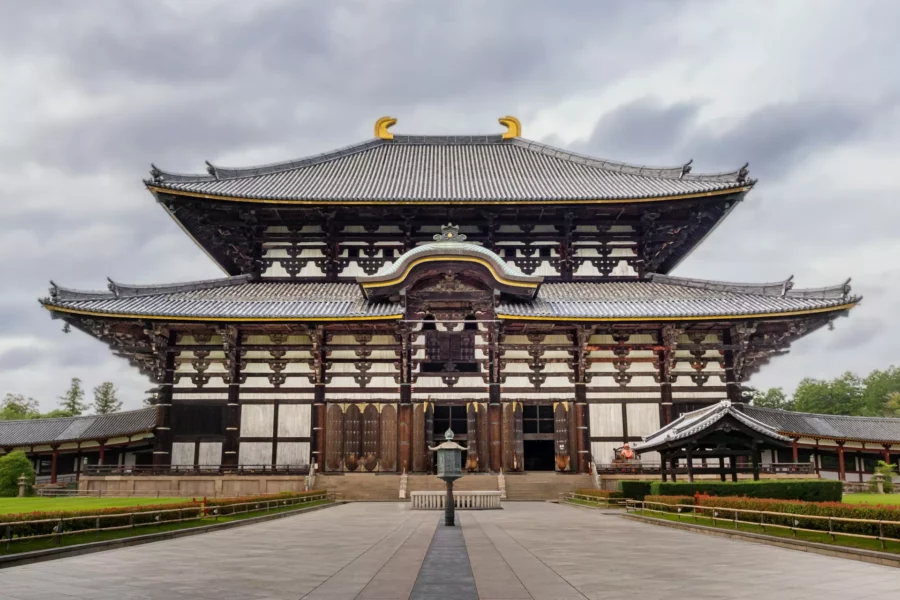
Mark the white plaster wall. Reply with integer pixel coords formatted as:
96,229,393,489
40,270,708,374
591,441,619,465
198,442,222,466
172,442,195,467
277,442,310,465
278,404,311,438
590,404,623,437
240,405,275,437
626,404,660,437
239,442,272,465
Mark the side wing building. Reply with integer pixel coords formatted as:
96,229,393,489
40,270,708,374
37,116,859,483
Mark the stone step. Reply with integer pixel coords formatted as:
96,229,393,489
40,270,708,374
407,474,498,493
503,473,594,500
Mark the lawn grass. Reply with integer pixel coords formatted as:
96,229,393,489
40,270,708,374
841,493,900,505
0,499,331,556
0,497,188,516
566,498,623,509
632,508,900,555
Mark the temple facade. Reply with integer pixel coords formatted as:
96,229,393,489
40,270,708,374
38,116,860,478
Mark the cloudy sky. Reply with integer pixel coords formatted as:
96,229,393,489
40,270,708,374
1,0,898,412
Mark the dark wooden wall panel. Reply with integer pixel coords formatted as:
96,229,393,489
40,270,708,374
477,403,490,473
362,404,380,472
325,404,343,471
380,404,397,472
466,403,478,472
344,404,362,472
514,403,524,472
412,403,426,472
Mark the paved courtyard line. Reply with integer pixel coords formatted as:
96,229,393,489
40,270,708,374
460,513,532,599
409,524,477,600
355,516,438,600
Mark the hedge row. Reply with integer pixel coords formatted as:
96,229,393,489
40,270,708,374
616,481,653,500
573,489,622,499
643,495,695,512
649,480,841,502
0,491,324,538
695,495,900,538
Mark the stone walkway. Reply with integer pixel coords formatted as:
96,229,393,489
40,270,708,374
0,503,897,599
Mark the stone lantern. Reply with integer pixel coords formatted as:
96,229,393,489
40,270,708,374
429,429,468,526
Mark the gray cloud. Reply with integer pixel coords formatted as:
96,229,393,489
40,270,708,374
1,0,899,409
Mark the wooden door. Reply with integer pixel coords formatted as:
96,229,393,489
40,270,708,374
362,404,380,472
380,404,397,472
412,403,426,472
466,403,479,471
477,403,490,472
502,403,514,471
325,404,343,471
344,404,362,472
554,402,571,472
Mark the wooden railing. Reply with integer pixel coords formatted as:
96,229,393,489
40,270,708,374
410,491,501,510
626,499,900,550
0,492,331,551
562,492,627,508
82,464,310,477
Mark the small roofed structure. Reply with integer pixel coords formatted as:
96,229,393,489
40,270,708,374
633,401,791,482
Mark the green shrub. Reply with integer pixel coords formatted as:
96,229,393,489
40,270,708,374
0,451,35,497
695,495,900,538
616,480,653,500
643,495,695,512
648,479,841,502
868,461,896,494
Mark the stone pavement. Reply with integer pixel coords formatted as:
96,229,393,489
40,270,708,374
0,502,898,600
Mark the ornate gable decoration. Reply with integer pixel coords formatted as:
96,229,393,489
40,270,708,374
357,223,542,301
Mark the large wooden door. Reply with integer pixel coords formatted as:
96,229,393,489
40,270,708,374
554,402,571,472
362,404,380,472
412,403,426,472
466,403,479,471
325,404,343,471
344,404,362,472
476,403,490,472
380,404,397,472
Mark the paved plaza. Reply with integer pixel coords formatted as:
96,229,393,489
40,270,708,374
0,502,898,600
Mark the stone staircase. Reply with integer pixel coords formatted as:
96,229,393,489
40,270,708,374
502,472,594,500
407,473,499,493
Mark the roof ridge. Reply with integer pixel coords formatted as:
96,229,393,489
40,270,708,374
48,275,253,301
747,406,900,423
0,407,155,425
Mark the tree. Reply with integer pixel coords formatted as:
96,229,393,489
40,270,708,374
748,387,794,410
884,392,900,418
0,394,41,420
861,366,900,416
57,377,87,417
0,451,35,497
92,382,122,415
792,372,865,416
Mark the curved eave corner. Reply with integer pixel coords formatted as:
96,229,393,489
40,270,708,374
39,303,404,323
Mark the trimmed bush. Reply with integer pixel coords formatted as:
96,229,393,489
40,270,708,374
695,495,900,538
643,495,694,512
648,479,841,502
0,451,35,497
616,480,653,500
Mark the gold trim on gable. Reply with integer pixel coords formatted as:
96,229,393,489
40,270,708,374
360,256,539,290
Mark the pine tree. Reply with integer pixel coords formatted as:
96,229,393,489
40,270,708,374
58,377,87,416
92,381,122,415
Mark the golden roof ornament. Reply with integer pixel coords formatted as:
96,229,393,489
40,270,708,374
374,116,397,140
433,223,466,242
499,115,521,139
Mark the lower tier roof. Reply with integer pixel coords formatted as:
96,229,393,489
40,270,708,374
0,408,157,448
41,274,858,322
744,406,900,444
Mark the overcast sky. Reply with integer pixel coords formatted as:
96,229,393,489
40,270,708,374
1,0,898,412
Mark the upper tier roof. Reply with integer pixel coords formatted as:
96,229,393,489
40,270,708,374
146,134,752,204
41,274,857,322
0,408,157,448
744,406,900,443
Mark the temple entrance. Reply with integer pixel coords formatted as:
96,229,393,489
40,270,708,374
433,405,467,470
523,440,556,471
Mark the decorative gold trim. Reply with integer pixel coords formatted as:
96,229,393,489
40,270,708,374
42,304,403,322
499,115,521,139
374,116,397,140
361,256,538,290
146,185,751,206
496,302,858,322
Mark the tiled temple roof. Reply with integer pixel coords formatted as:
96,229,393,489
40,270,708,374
146,135,752,203
633,401,791,453
41,274,857,321
744,406,900,443
0,408,157,448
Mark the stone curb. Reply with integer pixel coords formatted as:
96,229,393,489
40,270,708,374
624,513,900,569
0,500,343,569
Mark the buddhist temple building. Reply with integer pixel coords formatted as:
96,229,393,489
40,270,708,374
21,115,868,492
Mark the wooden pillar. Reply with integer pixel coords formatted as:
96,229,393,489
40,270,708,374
858,451,864,483
314,402,326,469
489,403,502,472
98,441,107,466
222,327,243,468
670,455,678,482
813,440,820,476
398,404,412,473
685,446,694,483
719,456,726,482
884,445,892,464
792,438,799,463
153,330,177,467
656,327,674,427
722,328,743,404
837,442,846,481
729,455,738,482
573,325,590,473
75,447,82,482
752,447,761,481
660,451,667,482
50,447,59,484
